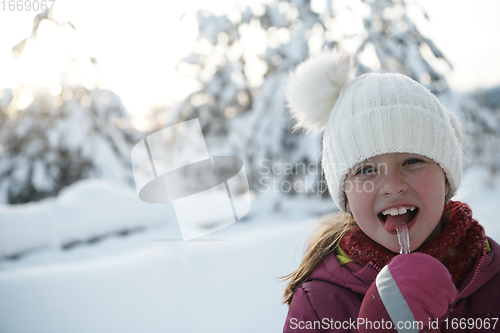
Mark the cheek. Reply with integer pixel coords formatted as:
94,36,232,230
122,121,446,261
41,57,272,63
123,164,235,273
345,186,374,215
412,170,447,205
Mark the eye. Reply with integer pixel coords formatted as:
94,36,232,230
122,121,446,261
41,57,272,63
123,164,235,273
356,166,376,175
404,158,423,165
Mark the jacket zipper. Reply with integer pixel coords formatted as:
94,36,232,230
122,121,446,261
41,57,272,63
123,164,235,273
369,262,382,272
456,249,486,298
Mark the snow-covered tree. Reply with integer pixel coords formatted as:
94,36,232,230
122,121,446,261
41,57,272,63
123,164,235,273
170,0,336,199
355,0,452,94
0,12,139,204
354,0,500,178
169,0,463,200
465,86,500,180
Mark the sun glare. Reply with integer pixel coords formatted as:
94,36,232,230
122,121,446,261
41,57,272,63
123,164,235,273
14,21,66,89
6,16,99,111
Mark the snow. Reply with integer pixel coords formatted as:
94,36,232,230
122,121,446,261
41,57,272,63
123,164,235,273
0,2,499,332
0,182,319,333
0,87,137,204
454,166,500,238
0,179,170,258
0,168,499,333
0,221,313,333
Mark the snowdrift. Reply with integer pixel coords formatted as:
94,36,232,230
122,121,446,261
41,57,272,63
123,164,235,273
0,179,172,258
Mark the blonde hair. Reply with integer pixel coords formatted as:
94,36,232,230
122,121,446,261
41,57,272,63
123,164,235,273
281,212,358,305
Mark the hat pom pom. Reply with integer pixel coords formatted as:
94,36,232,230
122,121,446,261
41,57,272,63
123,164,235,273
287,48,356,134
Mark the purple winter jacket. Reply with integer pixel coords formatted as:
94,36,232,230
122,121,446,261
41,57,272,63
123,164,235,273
284,237,500,333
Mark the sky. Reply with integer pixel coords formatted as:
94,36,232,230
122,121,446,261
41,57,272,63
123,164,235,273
0,0,499,128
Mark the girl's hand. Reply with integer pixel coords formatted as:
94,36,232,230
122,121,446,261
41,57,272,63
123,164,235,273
358,253,456,333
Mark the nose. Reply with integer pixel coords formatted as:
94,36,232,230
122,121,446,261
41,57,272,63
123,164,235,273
379,170,408,196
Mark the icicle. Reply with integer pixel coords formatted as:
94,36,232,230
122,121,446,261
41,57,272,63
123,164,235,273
396,223,411,254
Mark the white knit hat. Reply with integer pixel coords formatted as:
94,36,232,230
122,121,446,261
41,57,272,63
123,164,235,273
287,49,463,211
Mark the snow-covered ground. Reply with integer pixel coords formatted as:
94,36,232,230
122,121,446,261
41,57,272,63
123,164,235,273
453,166,500,238
0,166,498,333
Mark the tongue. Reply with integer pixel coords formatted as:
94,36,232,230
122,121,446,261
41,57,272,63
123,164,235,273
384,212,413,232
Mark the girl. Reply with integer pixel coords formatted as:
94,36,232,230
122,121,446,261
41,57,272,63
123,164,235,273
282,49,500,332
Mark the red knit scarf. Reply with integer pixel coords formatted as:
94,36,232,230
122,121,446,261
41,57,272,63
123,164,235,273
339,201,487,287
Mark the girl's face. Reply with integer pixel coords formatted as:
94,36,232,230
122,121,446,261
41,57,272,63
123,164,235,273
344,153,449,253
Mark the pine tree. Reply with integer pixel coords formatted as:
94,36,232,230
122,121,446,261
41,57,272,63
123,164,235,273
466,86,500,181
0,12,139,204
355,0,500,178
355,0,452,95
171,0,335,199
170,0,499,200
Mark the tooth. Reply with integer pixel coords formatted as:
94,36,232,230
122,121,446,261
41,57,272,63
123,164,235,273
390,208,398,216
398,207,407,214
410,207,415,211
